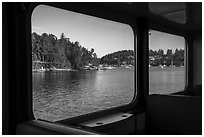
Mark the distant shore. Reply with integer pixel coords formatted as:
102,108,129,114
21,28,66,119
33,65,185,72
32,65,135,72
32,68,76,72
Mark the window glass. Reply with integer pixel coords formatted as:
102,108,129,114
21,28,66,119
32,5,135,122
149,30,185,94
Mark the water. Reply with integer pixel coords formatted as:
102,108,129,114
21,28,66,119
149,67,185,94
33,67,185,122
33,68,134,122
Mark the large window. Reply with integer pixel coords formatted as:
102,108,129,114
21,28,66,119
149,30,185,94
32,5,135,122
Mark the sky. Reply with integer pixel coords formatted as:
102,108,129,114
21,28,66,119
32,5,185,57
32,5,134,58
149,30,185,53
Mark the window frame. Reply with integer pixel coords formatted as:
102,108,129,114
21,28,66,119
148,26,189,95
29,3,139,124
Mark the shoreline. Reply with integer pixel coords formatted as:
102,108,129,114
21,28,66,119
32,65,184,72
32,68,76,72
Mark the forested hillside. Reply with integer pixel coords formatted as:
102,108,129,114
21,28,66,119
100,50,134,66
32,32,184,71
149,49,184,66
32,32,100,70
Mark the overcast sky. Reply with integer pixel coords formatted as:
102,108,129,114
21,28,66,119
149,30,185,53
32,5,184,57
32,5,134,58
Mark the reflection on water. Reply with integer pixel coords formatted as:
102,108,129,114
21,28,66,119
33,67,185,122
33,69,134,122
149,67,185,94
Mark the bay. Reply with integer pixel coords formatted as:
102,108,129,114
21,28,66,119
33,67,185,122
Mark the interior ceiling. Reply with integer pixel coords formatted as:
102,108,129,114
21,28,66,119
148,2,186,24
48,2,201,32
98,2,201,31
148,2,185,15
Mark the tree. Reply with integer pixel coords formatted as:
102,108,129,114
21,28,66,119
60,33,65,39
32,32,99,70
100,50,134,66
165,49,173,66
173,49,184,66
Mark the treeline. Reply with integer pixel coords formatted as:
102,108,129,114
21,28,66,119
32,32,184,70
100,50,134,66
149,49,184,66
32,32,100,70
100,48,184,67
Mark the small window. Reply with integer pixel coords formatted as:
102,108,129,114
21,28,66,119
149,30,185,94
32,5,135,122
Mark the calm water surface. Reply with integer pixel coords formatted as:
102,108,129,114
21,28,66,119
149,67,185,94
33,68,134,122
33,67,184,122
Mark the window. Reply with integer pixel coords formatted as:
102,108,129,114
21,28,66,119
149,30,185,94
32,5,135,122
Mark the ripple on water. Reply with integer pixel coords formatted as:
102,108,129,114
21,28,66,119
33,70,135,121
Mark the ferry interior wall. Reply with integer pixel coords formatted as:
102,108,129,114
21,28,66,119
2,2,202,135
